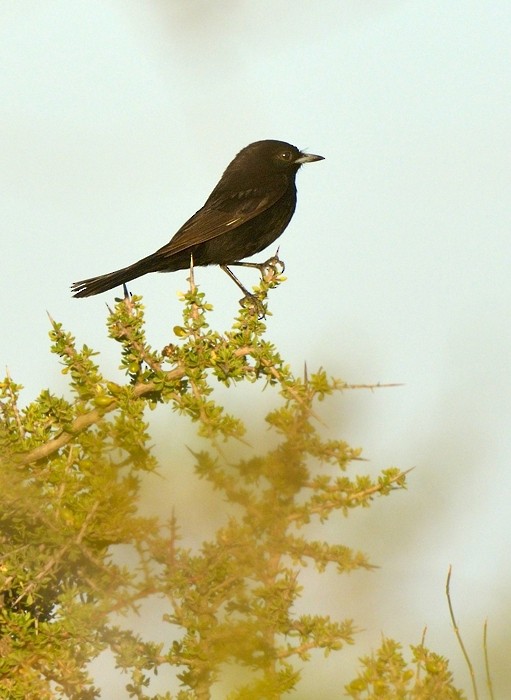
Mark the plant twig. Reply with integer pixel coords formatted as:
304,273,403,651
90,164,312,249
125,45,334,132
11,373,181,466
415,626,428,684
445,565,479,700
483,619,494,700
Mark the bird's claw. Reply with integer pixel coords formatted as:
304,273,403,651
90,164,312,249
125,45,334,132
239,293,266,319
259,255,285,280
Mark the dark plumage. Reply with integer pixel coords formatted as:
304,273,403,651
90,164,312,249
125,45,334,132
71,139,323,298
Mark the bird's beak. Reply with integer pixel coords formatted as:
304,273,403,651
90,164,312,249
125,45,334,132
294,151,324,164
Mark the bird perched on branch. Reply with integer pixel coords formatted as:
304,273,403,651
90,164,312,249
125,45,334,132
71,139,324,300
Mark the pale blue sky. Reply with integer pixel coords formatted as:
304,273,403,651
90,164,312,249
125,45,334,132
2,1,510,696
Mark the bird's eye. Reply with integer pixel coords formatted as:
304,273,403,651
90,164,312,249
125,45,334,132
278,150,293,161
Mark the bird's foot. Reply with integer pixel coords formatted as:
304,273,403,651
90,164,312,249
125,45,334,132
258,254,285,280
239,293,266,319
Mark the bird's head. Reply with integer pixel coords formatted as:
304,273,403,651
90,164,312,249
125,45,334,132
220,140,324,188
242,139,324,172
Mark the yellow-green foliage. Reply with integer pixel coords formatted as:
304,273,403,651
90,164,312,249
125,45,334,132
0,274,463,699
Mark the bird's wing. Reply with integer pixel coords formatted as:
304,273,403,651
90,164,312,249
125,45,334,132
155,181,288,257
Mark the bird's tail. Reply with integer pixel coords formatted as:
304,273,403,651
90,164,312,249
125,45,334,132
71,255,170,298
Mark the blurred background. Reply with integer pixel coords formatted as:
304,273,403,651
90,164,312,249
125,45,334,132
1,1,510,696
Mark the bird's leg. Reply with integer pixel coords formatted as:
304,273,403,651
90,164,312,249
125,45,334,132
220,265,252,297
220,265,266,318
228,253,285,280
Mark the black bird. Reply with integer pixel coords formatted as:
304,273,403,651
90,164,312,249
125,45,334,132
71,139,324,299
